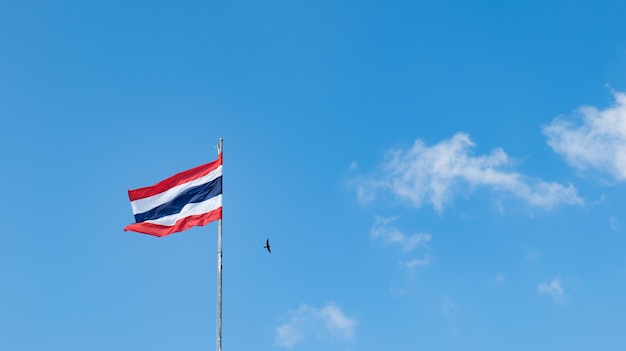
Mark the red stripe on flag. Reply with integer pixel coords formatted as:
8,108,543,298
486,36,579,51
128,153,222,201
123,208,222,237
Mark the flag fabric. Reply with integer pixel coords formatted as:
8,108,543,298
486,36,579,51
124,153,222,237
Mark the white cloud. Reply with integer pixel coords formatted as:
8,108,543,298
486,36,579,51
610,216,620,232
401,256,431,268
525,248,540,261
276,302,356,348
355,133,583,212
492,273,506,285
441,296,456,316
544,91,626,181
538,277,566,304
371,216,431,252
276,318,304,348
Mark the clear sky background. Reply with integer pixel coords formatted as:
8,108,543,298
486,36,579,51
2,1,626,350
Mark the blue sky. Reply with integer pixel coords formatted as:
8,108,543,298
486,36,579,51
2,0,626,350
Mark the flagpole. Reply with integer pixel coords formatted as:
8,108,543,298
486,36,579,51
216,137,223,351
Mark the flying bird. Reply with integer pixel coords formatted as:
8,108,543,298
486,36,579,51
263,238,271,253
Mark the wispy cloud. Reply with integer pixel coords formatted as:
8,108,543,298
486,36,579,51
349,160,359,171
441,296,456,316
538,277,566,304
371,216,431,252
401,256,431,268
544,91,626,181
355,133,583,212
492,273,506,285
610,216,620,232
276,302,356,348
525,248,540,262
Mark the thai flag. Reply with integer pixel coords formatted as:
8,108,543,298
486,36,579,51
124,154,222,237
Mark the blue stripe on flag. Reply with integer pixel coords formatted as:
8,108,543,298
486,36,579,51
134,176,222,223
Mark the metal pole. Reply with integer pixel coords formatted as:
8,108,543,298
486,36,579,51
216,137,223,351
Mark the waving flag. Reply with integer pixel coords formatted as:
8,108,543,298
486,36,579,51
124,154,222,237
